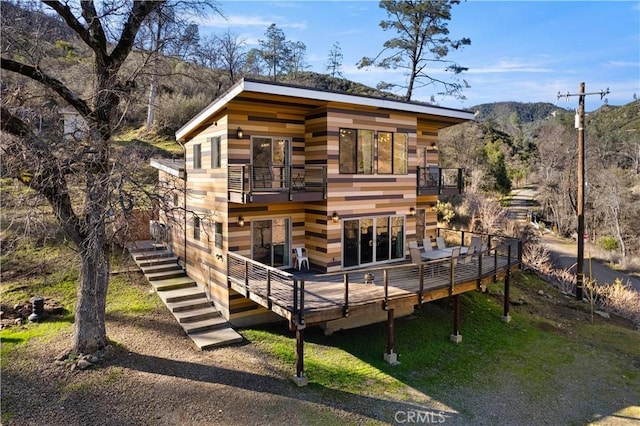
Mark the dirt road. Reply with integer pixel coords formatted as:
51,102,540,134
508,187,640,291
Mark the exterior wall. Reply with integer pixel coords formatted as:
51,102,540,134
179,114,232,317
416,120,441,240
156,87,459,326
323,104,419,273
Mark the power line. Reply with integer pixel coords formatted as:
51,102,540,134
556,83,609,301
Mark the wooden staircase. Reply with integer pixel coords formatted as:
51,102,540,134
127,241,243,349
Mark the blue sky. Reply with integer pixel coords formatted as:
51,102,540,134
200,1,640,110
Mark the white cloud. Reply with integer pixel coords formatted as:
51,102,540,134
199,13,306,30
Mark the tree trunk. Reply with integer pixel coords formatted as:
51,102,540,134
73,237,110,353
73,170,111,354
146,70,157,130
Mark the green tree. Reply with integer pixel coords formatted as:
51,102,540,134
357,0,471,101
326,42,344,79
259,23,290,82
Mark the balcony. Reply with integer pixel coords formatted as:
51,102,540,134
417,166,464,196
228,165,327,204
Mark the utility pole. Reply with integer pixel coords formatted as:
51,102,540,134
557,83,609,300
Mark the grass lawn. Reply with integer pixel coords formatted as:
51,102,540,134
1,230,639,424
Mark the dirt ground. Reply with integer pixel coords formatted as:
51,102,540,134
2,272,640,426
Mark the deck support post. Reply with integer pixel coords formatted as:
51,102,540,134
450,294,462,343
292,325,308,387
383,308,400,365
502,268,512,323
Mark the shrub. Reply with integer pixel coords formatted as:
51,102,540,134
599,236,618,251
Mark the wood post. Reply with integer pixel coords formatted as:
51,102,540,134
450,294,462,343
292,326,308,387
383,308,399,365
502,269,512,323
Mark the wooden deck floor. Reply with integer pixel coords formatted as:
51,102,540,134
228,248,518,326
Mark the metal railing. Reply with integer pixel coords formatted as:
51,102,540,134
227,230,521,327
228,165,327,201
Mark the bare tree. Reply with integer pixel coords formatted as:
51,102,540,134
216,30,247,83
138,2,218,132
1,1,164,356
357,0,471,101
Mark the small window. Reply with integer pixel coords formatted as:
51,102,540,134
193,144,201,169
193,216,200,240
214,222,223,249
210,136,221,168
172,192,179,206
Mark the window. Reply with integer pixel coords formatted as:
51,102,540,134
377,132,392,174
193,144,201,169
193,216,200,240
172,192,179,206
339,129,356,174
210,136,221,168
214,222,223,249
394,133,408,174
339,128,406,175
357,130,374,174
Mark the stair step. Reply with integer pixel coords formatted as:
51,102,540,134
182,317,229,334
136,256,179,268
151,276,196,292
190,328,244,350
166,296,212,313
141,263,183,275
146,270,186,281
174,306,221,324
159,286,205,304
132,250,172,261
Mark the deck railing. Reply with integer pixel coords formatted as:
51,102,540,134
227,164,327,201
227,230,521,326
417,166,464,195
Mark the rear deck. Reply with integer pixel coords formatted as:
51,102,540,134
227,233,521,386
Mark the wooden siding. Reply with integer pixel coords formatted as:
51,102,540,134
157,89,461,326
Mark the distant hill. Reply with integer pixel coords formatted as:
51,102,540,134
471,102,566,124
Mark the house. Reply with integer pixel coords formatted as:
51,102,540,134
150,78,476,328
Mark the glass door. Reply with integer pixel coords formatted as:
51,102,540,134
251,137,290,189
252,218,291,268
342,216,405,268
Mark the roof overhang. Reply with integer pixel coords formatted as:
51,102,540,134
150,158,185,179
175,78,475,142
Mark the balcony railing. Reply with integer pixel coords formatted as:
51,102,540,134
417,166,464,195
228,164,327,203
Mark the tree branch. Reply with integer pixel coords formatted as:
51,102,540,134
110,1,165,68
42,1,95,50
1,107,84,245
0,58,92,118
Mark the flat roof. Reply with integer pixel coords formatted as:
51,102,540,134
176,78,475,141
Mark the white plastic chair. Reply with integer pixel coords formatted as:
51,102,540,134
422,238,433,252
294,247,309,270
436,237,446,250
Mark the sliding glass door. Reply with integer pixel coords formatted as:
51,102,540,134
342,216,405,268
252,218,291,268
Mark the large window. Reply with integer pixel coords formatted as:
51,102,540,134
339,128,407,175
